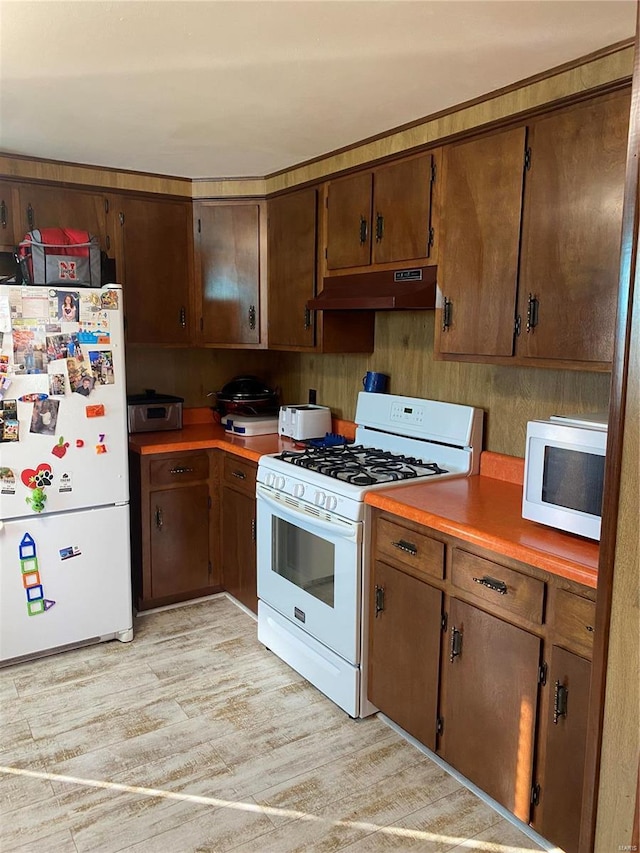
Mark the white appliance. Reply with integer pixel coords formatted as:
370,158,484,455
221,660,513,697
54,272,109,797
224,413,279,436
278,404,332,440
522,413,608,541
257,392,483,717
0,283,133,665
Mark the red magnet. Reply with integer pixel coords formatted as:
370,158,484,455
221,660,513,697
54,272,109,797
75,439,84,448
51,437,70,458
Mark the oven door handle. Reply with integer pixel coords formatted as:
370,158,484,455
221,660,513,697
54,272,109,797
256,484,361,542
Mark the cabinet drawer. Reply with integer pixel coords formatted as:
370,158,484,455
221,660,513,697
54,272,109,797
553,589,596,658
376,517,445,580
149,453,209,487
223,454,257,495
451,549,545,624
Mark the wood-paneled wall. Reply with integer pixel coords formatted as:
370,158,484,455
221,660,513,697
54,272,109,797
128,310,611,457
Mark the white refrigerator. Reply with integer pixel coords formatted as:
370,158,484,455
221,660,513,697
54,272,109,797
0,283,133,664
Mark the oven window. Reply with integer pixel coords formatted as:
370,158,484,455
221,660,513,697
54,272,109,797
272,517,335,607
542,446,605,516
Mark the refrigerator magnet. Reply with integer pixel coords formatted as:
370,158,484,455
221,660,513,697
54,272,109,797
58,472,72,492
85,404,105,418
51,436,70,458
0,467,16,494
95,443,107,454
21,463,53,489
59,545,81,561
75,439,84,448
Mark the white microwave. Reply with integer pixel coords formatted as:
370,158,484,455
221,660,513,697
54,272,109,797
522,414,608,541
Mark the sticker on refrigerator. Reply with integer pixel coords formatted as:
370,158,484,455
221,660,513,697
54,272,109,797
29,398,60,436
19,533,56,616
0,399,19,442
59,545,81,561
88,351,114,386
58,472,72,492
100,290,119,310
0,467,16,494
77,329,110,344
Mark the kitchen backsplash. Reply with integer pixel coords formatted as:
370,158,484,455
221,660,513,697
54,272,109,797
126,311,610,457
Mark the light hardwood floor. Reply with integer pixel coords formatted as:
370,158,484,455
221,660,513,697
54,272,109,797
0,596,547,852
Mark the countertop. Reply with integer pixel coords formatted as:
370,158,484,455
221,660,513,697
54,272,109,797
129,416,599,590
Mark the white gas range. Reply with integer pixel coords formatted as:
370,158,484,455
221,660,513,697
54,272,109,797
256,392,483,718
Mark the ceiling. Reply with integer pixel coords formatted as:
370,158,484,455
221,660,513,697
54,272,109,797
0,1,636,180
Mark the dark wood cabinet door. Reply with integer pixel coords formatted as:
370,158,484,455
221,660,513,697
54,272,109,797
536,646,591,853
116,195,193,344
221,486,257,613
326,172,373,270
150,484,210,599
0,180,17,249
16,183,110,252
518,90,630,364
197,202,263,345
372,154,433,265
267,188,317,349
437,126,526,356
442,598,541,821
368,561,442,750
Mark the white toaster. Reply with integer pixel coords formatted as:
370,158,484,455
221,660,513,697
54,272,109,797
278,404,332,440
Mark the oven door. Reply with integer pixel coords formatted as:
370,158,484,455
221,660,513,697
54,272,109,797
256,483,362,664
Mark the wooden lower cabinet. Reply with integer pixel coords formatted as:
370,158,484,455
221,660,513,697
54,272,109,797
129,449,221,610
441,598,541,821
221,454,257,613
368,560,442,749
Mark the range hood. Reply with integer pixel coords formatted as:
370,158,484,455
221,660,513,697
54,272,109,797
307,266,437,311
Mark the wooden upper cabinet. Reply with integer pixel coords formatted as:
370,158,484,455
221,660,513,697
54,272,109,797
267,188,317,349
15,183,110,253
517,89,630,365
436,126,526,357
195,201,266,347
111,194,193,345
0,180,17,250
325,152,436,271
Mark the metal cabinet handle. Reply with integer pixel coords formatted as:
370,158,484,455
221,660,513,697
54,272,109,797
169,467,194,475
359,216,368,245
553,680,568,724
304,307,312,330
375,212,384,242
526,293,539,332
0,199,6,229
392,539,418,557
251,518,256,542
450,626,462,662
155,506,163,530
374,584,385,617
232,470,246,480
27,203,35,230
248,305,256,330
179,306,186,328
473,575,508,595
442,297,452,331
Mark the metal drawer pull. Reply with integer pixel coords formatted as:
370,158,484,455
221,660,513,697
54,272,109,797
359,216,368,245
169,467,194,475
586,625,594,632
473,575,508,595
155,506,163,530
232,470,246,480
392,539,418,557
374,584,385,617
553,680,568,724
449,626,462,662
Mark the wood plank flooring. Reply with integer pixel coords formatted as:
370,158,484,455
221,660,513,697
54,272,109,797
0,596,546,852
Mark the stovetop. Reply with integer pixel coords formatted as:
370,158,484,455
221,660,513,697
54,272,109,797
274,444,448,486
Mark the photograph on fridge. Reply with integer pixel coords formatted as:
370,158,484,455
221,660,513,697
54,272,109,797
88,350,114,386
29,398,60,435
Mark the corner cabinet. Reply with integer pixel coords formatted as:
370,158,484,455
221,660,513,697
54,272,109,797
436,87,630,370
267,186,374,353
109,194,194,345
194,200,267,348
0,180,17,251
220,454,258,613
368,508,596,853
325,151,439,272
129,449,222,610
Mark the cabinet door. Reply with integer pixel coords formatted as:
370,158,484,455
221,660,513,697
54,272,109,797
150,484,210,599
16,183,110,252
442,598,541,821
221,486,257,613
368,561,442,750
267,188,317,349
437,127,526,356
326,172,373,270
115,195,193,344
0,180,16,250
197,202,263,345
372,154,433,265
517,90,630,364
536,646,591,853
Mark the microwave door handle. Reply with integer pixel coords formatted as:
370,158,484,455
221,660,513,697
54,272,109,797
256,485,360,542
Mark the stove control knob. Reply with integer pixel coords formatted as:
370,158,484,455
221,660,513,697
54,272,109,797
326,495,338,511
293,484,305,499
275,476,286,491
265,472,275,488
314,491,326,507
